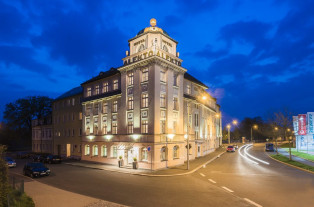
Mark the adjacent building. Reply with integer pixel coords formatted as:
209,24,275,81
80,19,222,170
32,117,53,153
52,86,83,159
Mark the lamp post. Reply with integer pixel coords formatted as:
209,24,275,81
287,128,292,160
274,127,279,155
250,124,258,143
227,124,231,144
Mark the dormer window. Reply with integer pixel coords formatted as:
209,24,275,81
113,80,119,90
87,87,91,97
138,44,145,52
95,85,100,95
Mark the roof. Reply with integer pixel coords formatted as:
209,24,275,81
55,86,83,101
184,73,208,89
81,68,120,85
81,89,122,103
137,27,170,37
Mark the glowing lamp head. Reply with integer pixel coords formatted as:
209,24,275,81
105,135,112,140
184,134,188,139
88,135,94,140
274,127,278,131
202,96,207,100
167,134,175,139
232,120,238,125
227,124,231,129
132,134,140,140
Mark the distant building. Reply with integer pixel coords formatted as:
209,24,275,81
293,113,314,154
52,86,83,158
80,19,222,169
32,117,53,153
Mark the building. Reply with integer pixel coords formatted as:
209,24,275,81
293,113,314,154
32,117,53,153
81,19,222,170
52,86,83,159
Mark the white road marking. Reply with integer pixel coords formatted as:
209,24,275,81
221,186,234,193
244,198,263,207
208,179,216,183
244,145,270,165
200,173,205,177
239,145,259,165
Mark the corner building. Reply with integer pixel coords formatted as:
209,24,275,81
81,19,222,170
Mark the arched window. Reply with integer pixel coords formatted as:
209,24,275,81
85,145,90,155
138,44,145,52
160,146,167,161
142,148,148,161
163,45,168,52
93,145,98,156
102,145,107,157
173,145,179,159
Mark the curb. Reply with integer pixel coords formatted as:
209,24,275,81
266,153,314,175
65,151,226,177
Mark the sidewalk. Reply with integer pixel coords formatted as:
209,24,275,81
64,147,226,176
276,148,314,167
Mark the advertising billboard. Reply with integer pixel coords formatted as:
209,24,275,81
298,114,307,135
293,116,299,135
307,112,314,134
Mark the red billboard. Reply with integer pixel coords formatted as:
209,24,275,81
298,114,307,135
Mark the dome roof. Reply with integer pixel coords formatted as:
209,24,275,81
136,18,170,37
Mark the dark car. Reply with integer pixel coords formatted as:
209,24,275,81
32,155,43,162
5,157,16,168
23,162,50,178
43,155,62,164
265,143,275,152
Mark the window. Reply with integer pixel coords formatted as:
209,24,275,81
85,145,90,155
173,121,177,133
87,87,91,97
160,94,166,108
142,120,148,134
112,122,117,134
142,68,148,82
86,117,90,126
95,85,100,95
103,102,108,113
138,44,145,52
94,103,99,115
173,145,179,159
128,96,133,110
161,147,167,161
160,70,166,82
103,124,107,135
72,98,75,106
86,127,90,135
79,128,82,136
72,129,75,136
163,45,168,52
102,145,107,157
128,71,134,86
195,131,199,139
128,121,133,134
142,93,148,108
103,82,108,93
112,146,117,158
173,97,178,110
113,80,118,90
79,112,82,120
86,104,91,116
113,101,118,112
142,148,148,161
160,120,166,134
195,114,199,127
187,85,191,94
173,74,178,86
93,145,98,156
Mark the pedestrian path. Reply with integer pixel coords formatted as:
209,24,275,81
64,147,226,176
277,148,314,167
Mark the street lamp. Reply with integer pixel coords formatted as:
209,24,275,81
274,127,279,155
287,128,292,160
227,124,231,144
250,124,258,143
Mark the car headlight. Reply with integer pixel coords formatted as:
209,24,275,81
46,170,50,172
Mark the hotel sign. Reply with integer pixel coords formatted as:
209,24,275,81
307,112,314,134
298,114,307,135
123,49,182,66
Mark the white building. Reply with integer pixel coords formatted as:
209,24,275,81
81,19,222,170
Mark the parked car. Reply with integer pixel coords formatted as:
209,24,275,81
32,155,43,162
42,155,62,164
23,162,50,178
226,145,235,152
16,151,31,159
233,144,239,149
265,143,275,152
5,157,16,168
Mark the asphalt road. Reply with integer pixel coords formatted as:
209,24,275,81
8,144,314,207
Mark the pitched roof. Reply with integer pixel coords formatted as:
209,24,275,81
81,68,120,85
55,86,83,101
184,72,208,89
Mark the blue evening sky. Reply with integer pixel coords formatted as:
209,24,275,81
1,0,313,124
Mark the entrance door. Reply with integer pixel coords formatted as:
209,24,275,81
128,149,134,164
66,144,71,157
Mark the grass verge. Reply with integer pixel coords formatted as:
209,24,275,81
281,148,314,162
7,188,35,207
271,154,314,172
280,143,295,148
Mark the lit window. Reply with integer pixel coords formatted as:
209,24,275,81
142,148,148,161
128,71,134,86
112,146,117,158
94,103,99,115
112,122,117,134
86,117,90,126
128,121,133,134
142,68,148,82
173,74,178,86
173,97,178,110
160,94,166,108
128,96,134,110
102,124,107,135
72,98,75,106
93,145,98,156
113,101,118,112
187,85,191,94
79,112,82,120
85,145,90,155
173,145,179,159
160,120,166,134
195,114,199,127
113,80,119,90
142,93,148,108
86,104,91,116
142,120,148,134
95,85,100,95
103,82,108,93
94,124,98,135
160,70,166,82
103,102,108,113
102,145,107,157
87,87,91,97
161,147,167,161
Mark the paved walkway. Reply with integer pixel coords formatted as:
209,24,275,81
277,148,314,167
64,147,226,176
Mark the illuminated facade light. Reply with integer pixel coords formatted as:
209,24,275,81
184,134,188,139
132,134,140,140
105,135,112,140
167,134,175,139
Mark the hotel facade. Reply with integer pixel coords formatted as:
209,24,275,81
80,19,222,170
